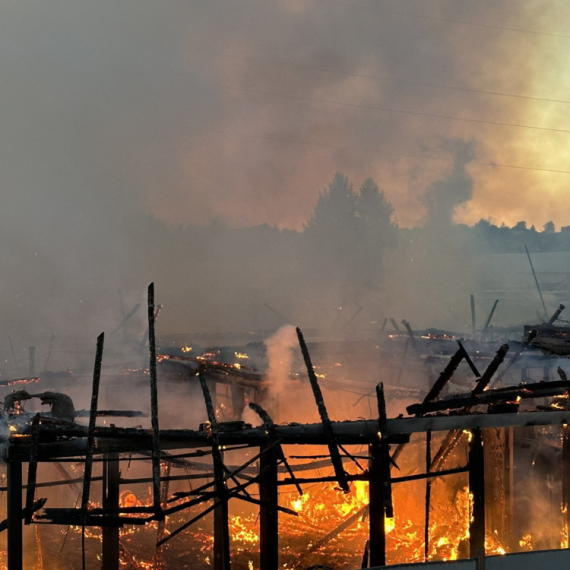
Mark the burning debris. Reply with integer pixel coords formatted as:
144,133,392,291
1,286,570,570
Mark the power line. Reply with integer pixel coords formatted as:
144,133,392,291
207,78,570,136
193,47,570,106
310,0,570,39
196,125,570,175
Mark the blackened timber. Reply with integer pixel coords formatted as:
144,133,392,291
296,327,349,493
401,320,419,354
389,318,401,332
279,466,469,486
457,341,481,378
392,347,464,462
259,444,279,570
81,332,104,517
563,425,570,545
423,348,465,403
308,504,368,552
548,304,566,325
249,402,303,495
24,414,40,524
525,244,548,319
490,330,537,389
155,462,171,570
427,344,509,470
102,453,120,570
484,300,499,330
368,442,386,567
230,385,245,420
376,383,393,517
0,498,46,533
469,428,485,558
424,430,431,561
7,460,23,570
147,282,162,514
197,372,230,570
472,344,509,395
407,378,570,415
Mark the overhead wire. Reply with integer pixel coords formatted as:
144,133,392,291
309,0,570,39
203,78,570,136
191,48,570,107
196,125,570,175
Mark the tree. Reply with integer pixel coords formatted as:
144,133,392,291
543,221,555,233
355,178,396,288
305,173,357,232
303,173,360,288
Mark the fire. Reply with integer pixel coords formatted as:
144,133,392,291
234,352,249,359
181,346,193,353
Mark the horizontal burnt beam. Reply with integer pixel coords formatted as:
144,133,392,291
3,409,570,461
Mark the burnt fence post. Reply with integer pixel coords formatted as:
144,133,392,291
7,459,23,570
259,445,279,570
102,453,120,570
469,428,485,558
368,441,386,567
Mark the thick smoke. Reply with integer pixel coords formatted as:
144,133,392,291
1,0,569,342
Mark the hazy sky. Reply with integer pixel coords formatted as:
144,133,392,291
3,0,570,234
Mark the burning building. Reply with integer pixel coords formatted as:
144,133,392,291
1,285,570,570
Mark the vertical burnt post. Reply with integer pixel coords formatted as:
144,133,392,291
28,346,36,377
147,283,162,514
369,382,391,567
198,373,230,570
230,385,245,421
259,444,279,570
102,453,120,570
368,441,386,567
562,425,570,546
469,428,485,558
7,459,23,570
424,430,431,562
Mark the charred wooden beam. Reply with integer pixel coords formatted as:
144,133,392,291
249,402,302,495
525,244,548,319
296,327,349,492
389,318,401,332
490,330,537,389
564,425,570,547
7,460,23,570
147,283,162,515
102,453,120,570
392,347,464,462
81,332,104,518
548,304,566,325
469,428,485,558
0,498,46,534
472,344,509,395
197,372,230,570
376,383,393,517
155,462,171,570
259,443,279,570
407,378,570,415
401,320,419,354
368,441,386,567
457,341,481,378
24,414,41,524
424,430,431,561
484,300,499,330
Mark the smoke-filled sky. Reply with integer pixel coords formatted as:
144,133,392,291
3,0,570,341
3,0,570,232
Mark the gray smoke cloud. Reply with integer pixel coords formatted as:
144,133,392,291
1,0,568,341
